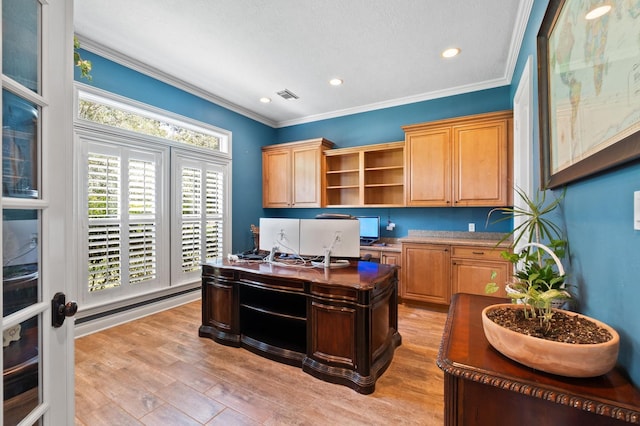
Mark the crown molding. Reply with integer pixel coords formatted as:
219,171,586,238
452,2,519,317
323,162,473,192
503,0,534,83
275,77,510,128
74,35,278,128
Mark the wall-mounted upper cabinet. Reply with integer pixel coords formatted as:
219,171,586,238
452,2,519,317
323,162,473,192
323,141,404,208
262,138,335,208
403,110,513,207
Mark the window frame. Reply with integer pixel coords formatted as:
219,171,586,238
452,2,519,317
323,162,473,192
73,85,232,312
171,151,229,286
74,84,232,157
78,133,171,307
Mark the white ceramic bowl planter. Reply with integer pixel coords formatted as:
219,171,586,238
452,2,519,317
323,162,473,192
482,242,620,378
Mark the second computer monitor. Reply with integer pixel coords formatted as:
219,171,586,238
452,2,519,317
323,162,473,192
299,218,360,259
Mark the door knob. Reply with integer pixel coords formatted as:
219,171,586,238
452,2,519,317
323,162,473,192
51,292,78,328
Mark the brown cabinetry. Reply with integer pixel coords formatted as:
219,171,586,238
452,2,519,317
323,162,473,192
401,241,511,306
401,243,450,304
403,110,512,207
324,142,404,207
359,247,401,266
451,245,510,298
381,251,400,265
262,138,334,208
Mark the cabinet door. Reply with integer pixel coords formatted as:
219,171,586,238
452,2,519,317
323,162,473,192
291,145,322,207
205,279,235,332
451,259,509,298
310,301,356,368
405,128,451,206
401,244,450,304
263,148,291,207
453,119,509,206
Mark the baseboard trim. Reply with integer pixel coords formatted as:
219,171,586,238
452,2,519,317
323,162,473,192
74,287,200,338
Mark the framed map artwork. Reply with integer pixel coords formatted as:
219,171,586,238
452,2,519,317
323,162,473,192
537,0,640,188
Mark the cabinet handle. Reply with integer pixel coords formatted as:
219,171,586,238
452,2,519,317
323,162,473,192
472,251,484,255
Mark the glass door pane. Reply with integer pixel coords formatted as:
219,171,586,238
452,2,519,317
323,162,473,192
2,90,39,198
2,0,40,92
3,209,41,423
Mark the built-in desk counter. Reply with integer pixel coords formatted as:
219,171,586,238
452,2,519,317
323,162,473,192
199,259,401,394
398,231,512,305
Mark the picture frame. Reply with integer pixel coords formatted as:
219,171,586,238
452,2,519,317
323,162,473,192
537,0,640,189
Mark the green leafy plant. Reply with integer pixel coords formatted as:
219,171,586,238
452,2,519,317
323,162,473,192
487,242,571,332
485,187,571,331
74,36,92,81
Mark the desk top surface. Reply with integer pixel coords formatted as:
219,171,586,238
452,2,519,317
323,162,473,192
204,259,397,290
437,293,640,423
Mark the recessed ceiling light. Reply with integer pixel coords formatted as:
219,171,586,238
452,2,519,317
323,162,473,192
442,48,461,58
329,78,343,86
259,97,271,103
585,5,611,20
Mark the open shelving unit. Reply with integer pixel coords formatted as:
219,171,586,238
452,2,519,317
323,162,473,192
323,141,404,207
239,284,307,360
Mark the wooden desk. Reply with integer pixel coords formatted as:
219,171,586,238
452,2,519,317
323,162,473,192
199,259,401,394
437,293,640,425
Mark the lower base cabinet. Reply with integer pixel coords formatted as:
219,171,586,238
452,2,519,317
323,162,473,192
451,245,510,298
401,243,450,304
401,242,511,305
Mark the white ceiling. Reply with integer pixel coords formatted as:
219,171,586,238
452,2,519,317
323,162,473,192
74,1,532,128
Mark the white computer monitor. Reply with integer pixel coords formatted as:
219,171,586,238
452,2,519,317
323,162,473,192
258,218,300,255
299,218,360,265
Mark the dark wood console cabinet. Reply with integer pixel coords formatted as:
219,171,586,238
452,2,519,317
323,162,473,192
199,260,401,394
437,293,640,425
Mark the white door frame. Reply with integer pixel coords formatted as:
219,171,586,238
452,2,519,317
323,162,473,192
512,55,534,255
0,0,75,424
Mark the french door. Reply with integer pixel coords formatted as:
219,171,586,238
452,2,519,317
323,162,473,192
2,0,75,424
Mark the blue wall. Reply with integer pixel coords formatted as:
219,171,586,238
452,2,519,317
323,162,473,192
75,51,276,251
511,0,640,386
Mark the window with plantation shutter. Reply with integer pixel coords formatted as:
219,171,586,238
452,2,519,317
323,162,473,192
82,139,167,302
87,153,122,291
128,159,157,284
172,154,228,285
181,166,202,273
76,89,230,309
205,170,224,260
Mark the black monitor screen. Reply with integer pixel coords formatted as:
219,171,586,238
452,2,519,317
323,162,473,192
358,216,380,239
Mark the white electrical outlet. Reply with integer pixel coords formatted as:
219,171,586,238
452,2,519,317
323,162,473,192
468,223,475,232
634,191,640,230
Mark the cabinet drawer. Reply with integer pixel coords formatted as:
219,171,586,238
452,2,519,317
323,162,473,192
360,249,381,260
451,246,504,261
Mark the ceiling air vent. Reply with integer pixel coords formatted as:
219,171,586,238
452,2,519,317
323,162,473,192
277,89,299,100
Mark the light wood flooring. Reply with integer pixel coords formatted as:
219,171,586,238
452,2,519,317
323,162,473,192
74,300,447,425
